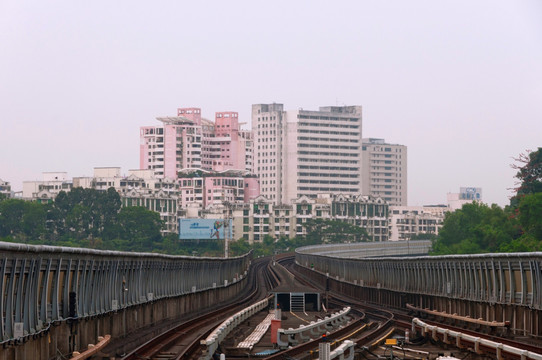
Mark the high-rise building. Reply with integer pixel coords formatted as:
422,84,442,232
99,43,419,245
252,104,363,204
208,111,253,172
140,110,203,179
361,138,407,206
140,108,253,178
251,103,284,203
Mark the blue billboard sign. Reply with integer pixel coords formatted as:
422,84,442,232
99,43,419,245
179,219,233,240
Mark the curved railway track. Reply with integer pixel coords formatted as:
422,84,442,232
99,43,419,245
120,253,542,360
278,254,542,359
122,256,280,360
260,255,395,360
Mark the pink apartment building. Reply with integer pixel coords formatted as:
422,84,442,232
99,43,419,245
212,111,253,172
140,109,203,179
140,108,253,176
178,169,260,209
140,107,258,208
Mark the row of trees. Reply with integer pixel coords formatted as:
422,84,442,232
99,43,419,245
432,148,542,254
0,188,166,253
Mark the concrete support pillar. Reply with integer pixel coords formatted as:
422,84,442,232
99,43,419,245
496,344,503,360
319,341,331,360
443,330,450,344
474,338,481,354
456,336,463,349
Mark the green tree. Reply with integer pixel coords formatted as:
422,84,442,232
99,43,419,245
65,203,92,240
432,202,519,255
511,148,542,206
116,206,163,252
229,238,252,257
47,188,122,241
21,201,47,240
324,220,370,243
94,187,122,239
0,199,27,237
303,218,369,245
275,235,292,253
0,199,47,242
157,233,183,254
409,233,437,241
517,193,542,241
505,147,542,251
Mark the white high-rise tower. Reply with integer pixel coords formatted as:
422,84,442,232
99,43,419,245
252,104,363,204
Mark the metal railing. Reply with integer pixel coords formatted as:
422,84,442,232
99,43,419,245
298,241,432,258
296,246,542,309
0,241,251,342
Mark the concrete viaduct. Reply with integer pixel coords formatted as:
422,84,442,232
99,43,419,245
1,240,541,359
296,242,542,337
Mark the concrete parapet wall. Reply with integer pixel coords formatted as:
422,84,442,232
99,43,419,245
0,275,246,359
297,241,432,258
296,249,542,309
294,254,542,338
0,241,252,359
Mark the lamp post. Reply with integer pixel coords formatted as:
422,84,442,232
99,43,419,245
122,277,128,337
223,201,231,258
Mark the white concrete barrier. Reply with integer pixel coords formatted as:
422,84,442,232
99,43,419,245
276,307,351,348
201,297,271,359
412,318,542,360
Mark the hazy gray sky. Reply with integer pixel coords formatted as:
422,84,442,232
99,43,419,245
1,0,541,207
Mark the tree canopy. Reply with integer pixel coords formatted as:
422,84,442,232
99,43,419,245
431,202,521,254
0,199,46,241
303,218,370,244
512,148,542,199
0,188,168,252
432,147,542,255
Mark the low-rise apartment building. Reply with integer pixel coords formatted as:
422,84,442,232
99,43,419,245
206,193,389,244
22,172,72,203
329,194,389,242
0,179,12,198
388,205,446,241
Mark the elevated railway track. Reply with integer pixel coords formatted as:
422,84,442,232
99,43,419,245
280,254,542,359
121,257,280,360
128,253,541,360
2,241,542,360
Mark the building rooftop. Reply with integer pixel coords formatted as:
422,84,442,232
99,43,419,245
156,116,195,125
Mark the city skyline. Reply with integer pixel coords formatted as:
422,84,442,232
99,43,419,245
2,0,541,207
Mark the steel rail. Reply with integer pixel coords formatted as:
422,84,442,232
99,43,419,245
121,257,277,360
282,255,542,358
